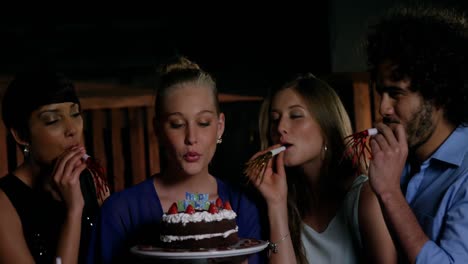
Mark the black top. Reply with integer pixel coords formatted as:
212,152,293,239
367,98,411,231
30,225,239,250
0,170,99,264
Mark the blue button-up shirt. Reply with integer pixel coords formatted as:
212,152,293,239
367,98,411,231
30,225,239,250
401,125,468,263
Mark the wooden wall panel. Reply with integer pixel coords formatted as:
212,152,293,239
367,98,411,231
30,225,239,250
351,73,372,133
110,109,125,192
146,106,160,176
128,108,146,185
91,110,108,175
373,84,382,122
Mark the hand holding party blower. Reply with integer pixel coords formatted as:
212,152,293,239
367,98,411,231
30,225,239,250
244,146,286,185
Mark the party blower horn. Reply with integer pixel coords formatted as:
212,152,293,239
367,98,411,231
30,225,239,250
343,128,378,172
244,146,286,185
82,154,108,201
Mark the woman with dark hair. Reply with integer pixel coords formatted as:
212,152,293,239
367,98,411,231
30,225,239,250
246,74,396,263
0,71,109,264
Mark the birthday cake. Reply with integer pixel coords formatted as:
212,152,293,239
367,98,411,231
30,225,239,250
160,193,239,249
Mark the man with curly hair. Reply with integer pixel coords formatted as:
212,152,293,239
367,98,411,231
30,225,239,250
365,4,468,263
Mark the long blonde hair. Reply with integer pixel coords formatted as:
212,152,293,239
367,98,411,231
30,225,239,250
259,73,355,263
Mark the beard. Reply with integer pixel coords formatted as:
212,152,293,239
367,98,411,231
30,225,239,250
405,101,435,150
382,101,435,151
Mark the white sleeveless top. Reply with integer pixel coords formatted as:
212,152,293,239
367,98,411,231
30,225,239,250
301,174,367,264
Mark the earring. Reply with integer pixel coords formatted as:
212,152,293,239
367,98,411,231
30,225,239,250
23,144,30,157
217,137,223,144
321,144,328,161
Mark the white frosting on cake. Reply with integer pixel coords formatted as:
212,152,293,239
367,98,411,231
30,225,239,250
160,226,238,243
162,209,237,225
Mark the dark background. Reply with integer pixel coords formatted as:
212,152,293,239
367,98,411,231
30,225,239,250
1,1,467,96
0,6,330,97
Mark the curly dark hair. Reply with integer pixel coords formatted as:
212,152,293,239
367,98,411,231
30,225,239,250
366,5,468,126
